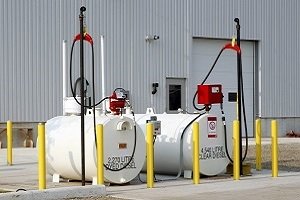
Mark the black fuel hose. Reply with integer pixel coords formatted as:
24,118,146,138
192,42,249,163
192,47,226,111
220,103,233,163
103,112,137,172
152,112,206,182
70,36,137,172
239,60,248,161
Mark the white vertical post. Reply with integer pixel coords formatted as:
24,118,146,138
63,40,67,115
100,35,106,113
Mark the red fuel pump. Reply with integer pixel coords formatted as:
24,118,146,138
109,91,126,115
197,84,223,106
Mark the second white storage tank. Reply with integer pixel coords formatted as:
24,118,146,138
134,113,231,176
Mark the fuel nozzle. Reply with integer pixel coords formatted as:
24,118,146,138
82,9,88,36
231,36,236,47
74,6,93,44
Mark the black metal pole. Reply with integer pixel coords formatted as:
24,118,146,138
234,18,243,175
79,6,86,186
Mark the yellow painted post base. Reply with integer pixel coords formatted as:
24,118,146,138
233,120,240,180
7,120,13,166
38,123,46,190
226,163,252,176
146,123,154,188
271,120,278,177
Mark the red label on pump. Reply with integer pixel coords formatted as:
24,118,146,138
207,117,217,138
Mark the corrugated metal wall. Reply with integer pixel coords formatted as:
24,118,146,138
1,0,189,121
191,0,300,118
1,0,300,122
0,0,63,122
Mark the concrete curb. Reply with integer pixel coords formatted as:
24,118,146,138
0,185,106,200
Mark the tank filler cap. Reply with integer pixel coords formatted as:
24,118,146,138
117,120,132,131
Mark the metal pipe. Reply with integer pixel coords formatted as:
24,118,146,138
63,40,67,115
7,120,12,165
100,35,106,113
192,122,200,184
38,122,46,190
96,124,104,185
146,123,154,188
79,6,86,186
233,120,240,180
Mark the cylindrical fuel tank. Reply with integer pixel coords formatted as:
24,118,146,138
133,113,231,176
46,115,145,184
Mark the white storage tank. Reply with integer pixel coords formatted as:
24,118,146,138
134,113,231,176
46,115,146,184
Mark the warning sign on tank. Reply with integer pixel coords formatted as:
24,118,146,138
200,145,226,160
207,116,217,138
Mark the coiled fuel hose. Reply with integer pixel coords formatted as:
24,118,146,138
192,42,249,163
70,35,137,171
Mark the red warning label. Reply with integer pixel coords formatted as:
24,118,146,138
207,116,217,138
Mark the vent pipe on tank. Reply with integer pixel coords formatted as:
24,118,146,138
100,35,106,114
63,40,67,115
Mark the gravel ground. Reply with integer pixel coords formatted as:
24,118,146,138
66,142,300,200
244,143,300,171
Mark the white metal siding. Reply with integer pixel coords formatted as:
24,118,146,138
1,0,300,125
191,0,300,118
0,0,189,121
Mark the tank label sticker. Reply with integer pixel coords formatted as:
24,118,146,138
200,145,226,160
207,116,217,138
105,156,136,170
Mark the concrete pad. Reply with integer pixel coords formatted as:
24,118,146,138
0,185,106,200
1,142,300,200
107,171,300,200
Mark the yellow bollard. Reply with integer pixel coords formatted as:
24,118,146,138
7,120,13,165
38,123,46,190
271,120,278,177
255,119,262,171
146,123,154,188
233,120,240,180
96,124,104,185
192,122,200,184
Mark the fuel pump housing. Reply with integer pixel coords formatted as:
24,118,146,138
197,84,223,105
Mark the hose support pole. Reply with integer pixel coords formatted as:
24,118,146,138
234,17,243,175
79,6,86,186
